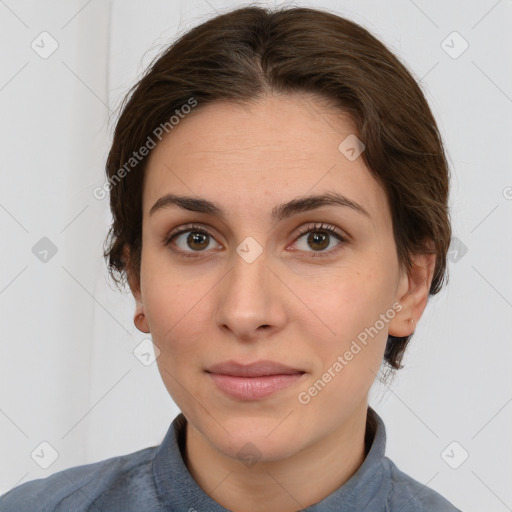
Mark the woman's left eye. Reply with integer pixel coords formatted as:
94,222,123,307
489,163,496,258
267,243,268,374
164,222,347,258
292,223,347,257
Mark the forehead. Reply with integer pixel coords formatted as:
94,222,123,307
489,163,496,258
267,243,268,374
142,93,389,228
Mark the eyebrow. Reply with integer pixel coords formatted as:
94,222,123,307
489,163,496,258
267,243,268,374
149,191,370,222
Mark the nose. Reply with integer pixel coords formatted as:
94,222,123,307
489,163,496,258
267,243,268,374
214,246,287,343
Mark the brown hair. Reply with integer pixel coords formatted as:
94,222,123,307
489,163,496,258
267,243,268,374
103,5,451,373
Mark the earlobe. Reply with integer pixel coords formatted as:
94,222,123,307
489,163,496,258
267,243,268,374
134,307,150,333
388,251,436,337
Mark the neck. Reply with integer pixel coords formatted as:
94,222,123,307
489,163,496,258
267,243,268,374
183,405,370,512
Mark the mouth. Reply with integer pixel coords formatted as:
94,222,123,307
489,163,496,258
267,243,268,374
205,360,306,400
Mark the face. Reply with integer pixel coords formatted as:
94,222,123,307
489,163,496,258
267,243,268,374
133,92,410,462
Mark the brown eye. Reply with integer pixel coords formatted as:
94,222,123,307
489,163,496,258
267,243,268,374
165,224,221,257
306,231,330,251
185,231,210,251
293,223,346,257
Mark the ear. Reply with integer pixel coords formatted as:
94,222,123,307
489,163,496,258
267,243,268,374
388,246,436,338
123,245,150,334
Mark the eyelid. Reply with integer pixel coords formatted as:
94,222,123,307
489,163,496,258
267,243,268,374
293,222,346,241
165,222,221,244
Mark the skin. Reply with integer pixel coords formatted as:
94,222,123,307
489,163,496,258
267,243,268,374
126,92,436,512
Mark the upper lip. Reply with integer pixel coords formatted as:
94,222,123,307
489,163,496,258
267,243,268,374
206,360,305,377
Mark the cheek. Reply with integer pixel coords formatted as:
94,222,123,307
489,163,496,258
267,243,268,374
140,259,207,360
298,276,391,415
305,264,395,375
144,272,208,410
313,264,393,333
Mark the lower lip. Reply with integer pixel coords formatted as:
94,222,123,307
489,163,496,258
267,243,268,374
207,372,304,400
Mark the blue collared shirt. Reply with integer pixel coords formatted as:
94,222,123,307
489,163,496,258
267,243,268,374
0,407,462,511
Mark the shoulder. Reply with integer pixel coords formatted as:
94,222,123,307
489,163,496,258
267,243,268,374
383,456,462,511
0,445,159,512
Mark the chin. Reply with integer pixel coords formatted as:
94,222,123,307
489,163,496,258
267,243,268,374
206,413,309,463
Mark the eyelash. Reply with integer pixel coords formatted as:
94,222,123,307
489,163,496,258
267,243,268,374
164,222,347,259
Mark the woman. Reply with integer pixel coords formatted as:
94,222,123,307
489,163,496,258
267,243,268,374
0,5,461,511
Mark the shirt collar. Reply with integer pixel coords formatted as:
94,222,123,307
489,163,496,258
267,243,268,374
152,406,389,511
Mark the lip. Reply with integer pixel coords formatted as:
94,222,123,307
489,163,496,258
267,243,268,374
206,360,304,377
205,360,306,400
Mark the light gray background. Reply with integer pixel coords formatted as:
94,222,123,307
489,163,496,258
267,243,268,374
1,1,511,510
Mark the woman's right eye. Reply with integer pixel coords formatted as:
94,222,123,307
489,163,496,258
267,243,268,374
164,224,222,258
